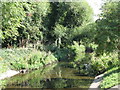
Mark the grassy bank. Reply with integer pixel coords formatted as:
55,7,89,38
100,67,120,89
0,48,58,73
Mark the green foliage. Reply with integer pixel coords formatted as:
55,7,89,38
91,51,119,74
2,2,25,42
20,2,50,42
54,24,67,38
0,62,8,74
2,2,51,47
0,80,7,89
73,23,97,44
0,49,58,70
0,1,119,85
54,47,74,61
45,1,93,45
52,1,93,28
44,51,58,64
64,1,120,76
70,41,85,62
27,51,57,69
53,24,67,47
0,48,32,70
100,67,120,88
95,1,120,53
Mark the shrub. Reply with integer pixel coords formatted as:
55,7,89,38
91,51,119,74
0,48,58,71
70,41,85,62
54,48,73,61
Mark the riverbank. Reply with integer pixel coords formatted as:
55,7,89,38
89,73,104,89
0,48,58,71
0,61,58,80
0,48,58,81
0,70,19,80
89,66,120,89
100,67,120,89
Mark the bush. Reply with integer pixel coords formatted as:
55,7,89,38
70,41,85,62
91,52,119,74
54,47,73,62
0,48,32,70
11,50,58,70
0,48,58,71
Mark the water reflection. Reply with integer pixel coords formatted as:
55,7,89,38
2,62,94,89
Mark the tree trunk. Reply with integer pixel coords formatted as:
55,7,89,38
58,37,61,48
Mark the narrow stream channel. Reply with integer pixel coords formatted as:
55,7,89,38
2,62,94,89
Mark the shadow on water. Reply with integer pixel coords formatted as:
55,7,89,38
1,62,94,89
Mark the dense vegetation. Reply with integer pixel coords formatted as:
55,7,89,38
0,49,57,72
0,0,119,89
100,67,120,88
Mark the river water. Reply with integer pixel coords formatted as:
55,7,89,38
2,62,94,89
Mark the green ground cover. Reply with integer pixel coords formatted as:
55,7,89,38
0,48,58,72
100,67,120,89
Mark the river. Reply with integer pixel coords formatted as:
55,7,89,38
2,62,94,89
